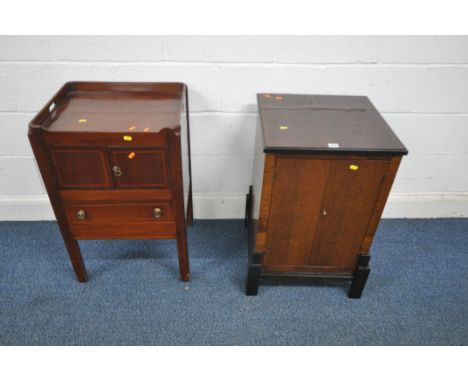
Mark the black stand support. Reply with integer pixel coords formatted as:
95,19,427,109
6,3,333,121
348,254,371,299
246,252,263,296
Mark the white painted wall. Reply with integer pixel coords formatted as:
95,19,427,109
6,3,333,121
0,36,467,219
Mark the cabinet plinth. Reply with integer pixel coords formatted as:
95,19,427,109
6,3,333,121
29,82,193,282
246,94,407,297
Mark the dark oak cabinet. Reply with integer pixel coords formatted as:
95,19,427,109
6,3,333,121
29,82,192,282
246,94,407,297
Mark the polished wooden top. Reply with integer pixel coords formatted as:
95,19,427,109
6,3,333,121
31,82,185,133
257,94,407,154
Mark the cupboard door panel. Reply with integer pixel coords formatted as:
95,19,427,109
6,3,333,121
109,148,171,189
50,148,112,189
308,159,389,271
264,158,330,271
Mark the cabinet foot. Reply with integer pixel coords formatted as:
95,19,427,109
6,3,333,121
246,252,262,296
348,254,371,299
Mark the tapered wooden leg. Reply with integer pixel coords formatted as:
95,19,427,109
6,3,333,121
176,224,191,282
348,254,371,299
29,129,88,282
168,127,191,281
64,238,88,282
186,184,193,226
246,252,262,296
185,87,194,228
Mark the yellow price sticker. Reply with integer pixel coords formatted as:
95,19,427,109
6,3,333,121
78,118,87,123
349,164,359,171
279,126,288,130
123,135,133,142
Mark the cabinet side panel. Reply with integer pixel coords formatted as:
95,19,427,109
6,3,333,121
263,157,331,271
360,156,402,254
252,116,265,222
251,116,275,253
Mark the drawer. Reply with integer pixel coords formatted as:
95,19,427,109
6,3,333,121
64,202,174,223
64,202,176,239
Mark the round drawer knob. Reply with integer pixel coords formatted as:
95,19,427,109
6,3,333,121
322,210,327,216
153,208,162,219
76,209,87,220
112,166,123,177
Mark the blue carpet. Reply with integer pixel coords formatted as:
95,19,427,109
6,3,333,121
0,219,466,345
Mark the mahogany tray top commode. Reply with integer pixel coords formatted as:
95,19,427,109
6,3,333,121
29,82,192,282
246,94,407,298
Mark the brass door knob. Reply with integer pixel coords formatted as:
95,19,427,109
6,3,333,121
112,166,123,177
76,209,87,220
153,208,162,218
322,210,327,216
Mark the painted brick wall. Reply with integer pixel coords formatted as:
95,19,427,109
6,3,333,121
1,36,467,219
